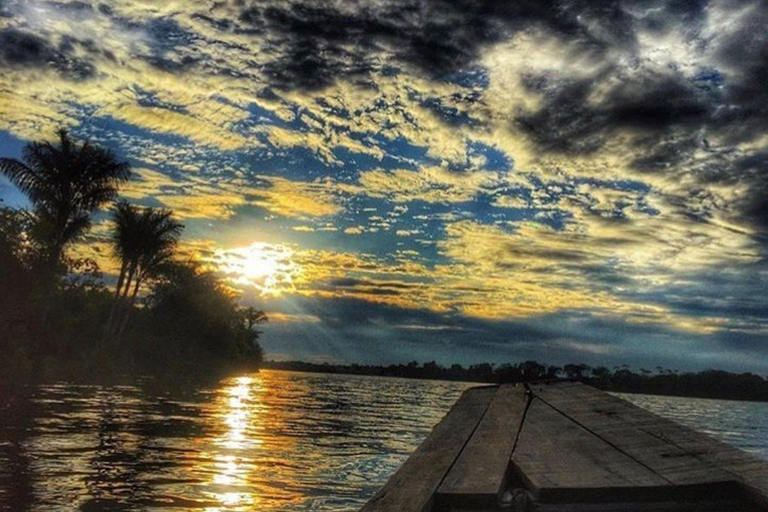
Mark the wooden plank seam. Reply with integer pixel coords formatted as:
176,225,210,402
527,388,676,485
433,386,500,498
510,386,535,457
613,403,768,507
360,386,497,512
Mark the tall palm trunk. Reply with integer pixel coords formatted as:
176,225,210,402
102,260,129,344
104,260,137,342
114,261,128,298
110,260,139,341
115,275,143,345
107,204,183,346
121,262,137,298
129,275,142,305
38,235,66,330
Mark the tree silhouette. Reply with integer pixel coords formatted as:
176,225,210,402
241,306,267,334
149,261,266,363
0,128,265,373
239,306,267,360
110,201,142,301
105,202,183,341
0,129,131,278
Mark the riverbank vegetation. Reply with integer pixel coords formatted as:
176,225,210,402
264,360,768,402
0,129,266,384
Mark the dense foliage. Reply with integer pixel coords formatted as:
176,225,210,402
0,131,266,383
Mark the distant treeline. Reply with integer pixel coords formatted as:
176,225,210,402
263,360,768,402
1,129,265,383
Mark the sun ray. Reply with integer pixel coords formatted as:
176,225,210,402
213,242,300,297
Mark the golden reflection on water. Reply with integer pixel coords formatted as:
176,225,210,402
3,370,475,511
207,376,263,511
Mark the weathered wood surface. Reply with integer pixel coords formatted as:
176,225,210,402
511,397,672,503
361,381,768,512
436,384,527,506
528,382,734,488
360,386,496,512
530,382,768,506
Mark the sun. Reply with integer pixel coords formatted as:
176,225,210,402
214,242,298,296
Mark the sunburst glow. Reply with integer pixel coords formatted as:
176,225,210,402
213,243,300,297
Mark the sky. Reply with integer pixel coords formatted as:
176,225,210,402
1,0,767,372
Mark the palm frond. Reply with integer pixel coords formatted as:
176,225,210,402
109,202,184,289
0,158,44,198
6,129,133,266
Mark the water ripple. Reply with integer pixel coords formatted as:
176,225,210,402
2,375,767,511
0,371,472,511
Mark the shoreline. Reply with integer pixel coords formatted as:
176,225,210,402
262,360,768,403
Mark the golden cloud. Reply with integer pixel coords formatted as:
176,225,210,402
249,177,343,218
121,169,343,220
101,103,248,150
358,166,504,203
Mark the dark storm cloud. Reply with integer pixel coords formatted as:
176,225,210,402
261,295,768,371
517,72,714,156
727,152,768,237
142,18,202,72
219,0,748,97
0,26,95,79
256,2,401,89
711,4,768,144
498,1,768,241
218,0,647,90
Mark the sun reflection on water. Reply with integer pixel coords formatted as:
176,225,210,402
4,370,478,511
206,375,262,511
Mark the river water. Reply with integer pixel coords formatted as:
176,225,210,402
1,370,766,511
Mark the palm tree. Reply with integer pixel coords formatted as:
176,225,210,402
0,129,131,278
110,201,142,301
103,201,141,339
106,203,183,341
126,207,183,304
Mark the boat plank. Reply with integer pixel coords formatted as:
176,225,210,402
511,398,671,503
436,384,528,506
529,383,733,487
545,383,768,507
360,386,496,512
360,381,768,512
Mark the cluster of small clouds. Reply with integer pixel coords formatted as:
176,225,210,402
121,167,345,219
2,0,768,366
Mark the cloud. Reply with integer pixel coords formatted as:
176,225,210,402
0,26,95,79
3,0,768,368
358,166,505,203
435,219,740,333
249,177,344,218
122,168,343,220
0,90,76,141
256,295,768,372
101,103,248,150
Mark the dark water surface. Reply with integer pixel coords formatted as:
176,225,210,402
1,371,767,511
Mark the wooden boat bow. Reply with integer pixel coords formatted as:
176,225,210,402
360,381,768,512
